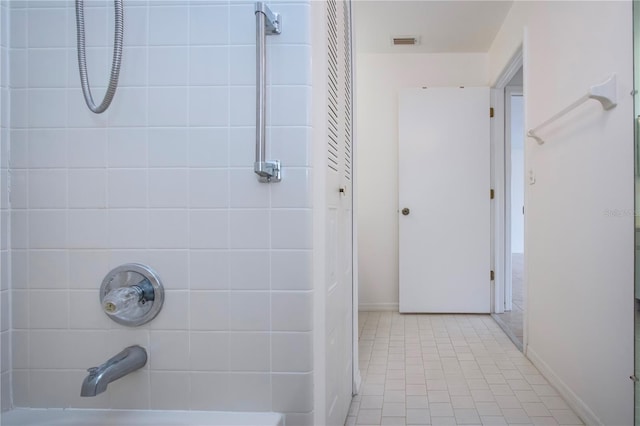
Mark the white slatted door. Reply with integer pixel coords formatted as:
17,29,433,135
398,87,491,313
326,0,353,424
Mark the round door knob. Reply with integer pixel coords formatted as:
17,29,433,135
402,208,410,216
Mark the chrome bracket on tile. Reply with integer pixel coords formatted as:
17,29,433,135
100,263,164,327
254,160,281,183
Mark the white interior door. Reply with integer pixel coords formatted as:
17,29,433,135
399,87,491,313
325,0,353,424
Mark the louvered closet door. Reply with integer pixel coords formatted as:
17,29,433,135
325,0,353,425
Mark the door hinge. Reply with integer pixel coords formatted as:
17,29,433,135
490,270,495,281
490,107,494,118
490,189,495,199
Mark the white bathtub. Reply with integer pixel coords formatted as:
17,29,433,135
1,408,284,426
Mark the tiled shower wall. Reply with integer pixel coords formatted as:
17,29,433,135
6,1,314,422
1,0,11,413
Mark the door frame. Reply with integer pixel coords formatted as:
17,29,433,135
504,85,523,313
490,48,523,314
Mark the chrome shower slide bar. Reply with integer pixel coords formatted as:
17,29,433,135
254,2,282,183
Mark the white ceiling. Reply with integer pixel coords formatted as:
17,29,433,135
353,1,514,54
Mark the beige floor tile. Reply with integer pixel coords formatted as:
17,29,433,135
348,313,582,426
406,409,430,425
357,409,382,425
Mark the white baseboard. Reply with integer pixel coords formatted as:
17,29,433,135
358,303,399,312
526,346,601,426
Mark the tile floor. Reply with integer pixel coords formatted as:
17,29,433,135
346,312,583,426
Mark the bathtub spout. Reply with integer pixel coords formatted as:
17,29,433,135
81,345,147,397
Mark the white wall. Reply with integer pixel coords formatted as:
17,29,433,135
489,2,634,425
356,53,489,310
510,95,524,253
6,2,315,423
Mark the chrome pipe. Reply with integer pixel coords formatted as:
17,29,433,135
254,3,281,183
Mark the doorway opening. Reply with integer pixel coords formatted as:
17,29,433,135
492,66,525,351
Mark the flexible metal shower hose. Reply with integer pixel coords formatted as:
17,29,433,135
75,0,124,114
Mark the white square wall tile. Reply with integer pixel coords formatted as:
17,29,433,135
148,169,188,208
149,5,189,46
190,250,229,290
28,89,67,128
68,250,109,289
189,5,229,45
148,210,188,249
108,369,150,409
270,3,311,45
188,128,229,168
229,251,269,290
107,88,148,127
190,372,230,410
229,291,270,331
143,250,188,290
229,86,255,127
272,372,313,412
272,292,312,331
229,46,255,86
229,127,254,168
67,128,108,168
189,87,229,127
68,209,109,248
229,332,270,371
149,290,189,331
28,250,68,289
189,210,229,249
271,86,311,126
68,169,107,208
226,373,271,411
69,290,112,330
30,290,69,329
229,169,269,208
229,210,269,249
190,291,229,331
12,211,28,249
108,210,148,249
108,128,148,168
229,3,255,45
190,46,229,86
148,128,189,167
28,8,68,48
28,48,67,88
272,332,313,372
149,331,190,370
189,169,229,208
9,170,27,209
150,371,190,410
28,169,67,208
10,89,28,128
271,209,312,249
108,169,147,208
29,210,67,249
11,290,28,329
271,250,312,290
270,45,311,86
119,47,148,87
148,88,188,127
28,129,67,168
190,332,229,371
148,47,189,86
271,168,311,208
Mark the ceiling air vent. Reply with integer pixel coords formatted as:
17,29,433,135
392,36,419,46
